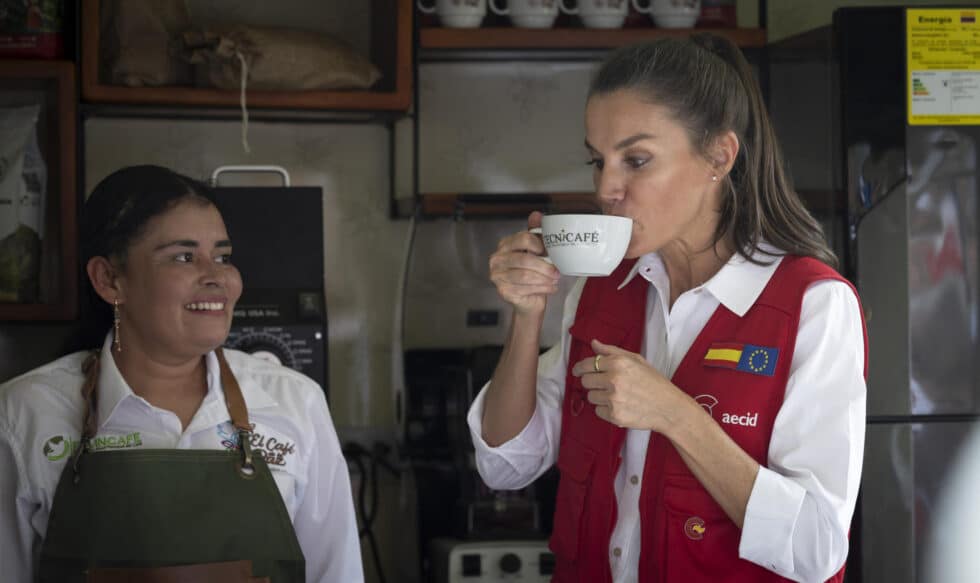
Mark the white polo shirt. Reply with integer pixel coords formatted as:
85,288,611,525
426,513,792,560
468,247,867,583
0,335,364,583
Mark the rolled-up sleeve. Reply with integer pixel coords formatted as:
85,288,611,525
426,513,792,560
739,280,867,582
467,279,586,491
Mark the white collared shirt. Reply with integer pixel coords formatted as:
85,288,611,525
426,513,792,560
467,247,866,583
0,335,364,583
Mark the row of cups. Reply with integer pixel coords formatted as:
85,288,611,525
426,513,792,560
418,0,702,30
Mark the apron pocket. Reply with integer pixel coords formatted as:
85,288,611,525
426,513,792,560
86,559,264,582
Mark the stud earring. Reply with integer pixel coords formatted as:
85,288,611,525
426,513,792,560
711,175,719,182
113,299,122,353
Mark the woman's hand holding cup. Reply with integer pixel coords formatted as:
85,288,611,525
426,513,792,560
489,211,562,316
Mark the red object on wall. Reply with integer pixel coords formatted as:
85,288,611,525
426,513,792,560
0,33,63,58
697,0,737,28
0,1,65,58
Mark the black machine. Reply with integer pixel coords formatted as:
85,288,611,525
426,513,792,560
402,346,558,580
209,166,328,398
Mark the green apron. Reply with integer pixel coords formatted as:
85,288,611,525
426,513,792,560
36,349,306,583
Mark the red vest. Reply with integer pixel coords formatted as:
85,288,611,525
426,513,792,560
548,255,866,583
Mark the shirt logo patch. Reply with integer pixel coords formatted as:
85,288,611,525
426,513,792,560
721,412,759,427
249,430,297,468
216,421,240,451
703,343,779,376
694,394,719,417
41,432,143,461
684,516,706,540
42,435,76,461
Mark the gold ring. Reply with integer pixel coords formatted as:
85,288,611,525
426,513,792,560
593,354,601,373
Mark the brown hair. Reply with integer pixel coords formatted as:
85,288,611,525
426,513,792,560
72,165,219,351
589,34,837,268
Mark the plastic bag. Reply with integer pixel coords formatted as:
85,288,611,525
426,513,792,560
101,0,192,86
0,105,46,302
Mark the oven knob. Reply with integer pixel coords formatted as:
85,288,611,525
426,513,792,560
500,552,521,574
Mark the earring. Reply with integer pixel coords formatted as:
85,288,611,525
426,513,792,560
711,175,719,182
113,299,122,353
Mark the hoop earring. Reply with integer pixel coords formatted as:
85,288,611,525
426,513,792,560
113,299,122,353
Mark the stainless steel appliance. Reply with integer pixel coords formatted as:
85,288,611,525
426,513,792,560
209,166,328,396
836,8,979,582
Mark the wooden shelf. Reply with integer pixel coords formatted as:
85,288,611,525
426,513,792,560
81,0,412,112
419,192,600,218
419,26,767,50
0,60,77,321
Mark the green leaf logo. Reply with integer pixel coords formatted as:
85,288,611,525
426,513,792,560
42,435,69,461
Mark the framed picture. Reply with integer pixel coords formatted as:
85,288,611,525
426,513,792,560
0,59,77,320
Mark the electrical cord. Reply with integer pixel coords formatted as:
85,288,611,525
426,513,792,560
343,441,398,583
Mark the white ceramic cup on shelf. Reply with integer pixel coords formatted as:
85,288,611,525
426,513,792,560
631,0,701,28
417,0,488,28
488,0,572,29
559,0,629,29
529,214,633,277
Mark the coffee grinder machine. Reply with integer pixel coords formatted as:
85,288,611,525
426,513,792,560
402,346,557,582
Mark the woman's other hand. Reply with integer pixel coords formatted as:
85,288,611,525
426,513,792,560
572,339,694,432
489,211,562,316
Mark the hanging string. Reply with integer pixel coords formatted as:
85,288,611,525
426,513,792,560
236,50,251,154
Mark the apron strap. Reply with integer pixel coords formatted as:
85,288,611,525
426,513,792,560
216,347,252,432
215,348,258,477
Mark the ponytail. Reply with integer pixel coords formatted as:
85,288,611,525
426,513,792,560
589,35,837,269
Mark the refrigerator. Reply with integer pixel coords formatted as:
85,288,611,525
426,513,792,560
833,7,979,583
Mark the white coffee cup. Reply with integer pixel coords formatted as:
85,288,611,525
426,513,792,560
559,0,629,29
530,214,633,276
631,0,701,28
489,0,572,29
418,0,487,28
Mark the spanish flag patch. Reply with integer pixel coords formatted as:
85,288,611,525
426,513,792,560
703,343,779,377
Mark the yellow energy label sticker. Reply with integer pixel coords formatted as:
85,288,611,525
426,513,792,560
906,8,980,125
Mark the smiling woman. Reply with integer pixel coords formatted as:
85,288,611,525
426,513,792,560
91,200,241,388
0,166,364,583
75,167,235,356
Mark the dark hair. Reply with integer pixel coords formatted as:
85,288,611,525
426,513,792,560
71,165,218,351
589,34,837,268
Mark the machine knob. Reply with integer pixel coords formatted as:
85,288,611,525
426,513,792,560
227,332,297,369
499,553,522,574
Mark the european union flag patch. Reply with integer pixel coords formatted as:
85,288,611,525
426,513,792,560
703,342,779,377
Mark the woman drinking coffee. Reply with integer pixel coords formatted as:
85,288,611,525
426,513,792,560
470,35,867,582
